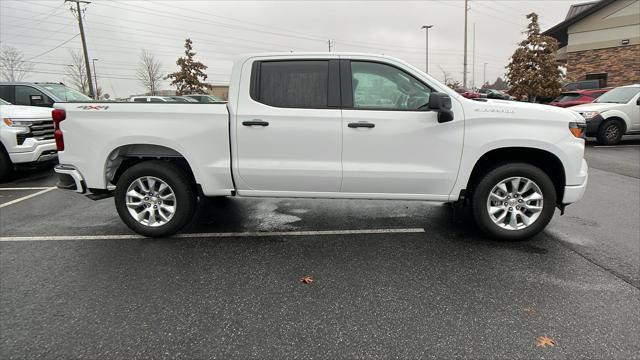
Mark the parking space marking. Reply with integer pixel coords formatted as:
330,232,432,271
0,228,425,242
0,187,57,208
593,145,640,148
0,187,54,191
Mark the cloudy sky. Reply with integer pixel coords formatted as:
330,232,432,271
1,0,584,98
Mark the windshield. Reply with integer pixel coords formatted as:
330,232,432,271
39,84,93,102
553,93,580,102
594,87,640,104
0,98,10,105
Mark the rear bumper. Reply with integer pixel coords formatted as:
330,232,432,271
562,160,588,204
54,164,86,193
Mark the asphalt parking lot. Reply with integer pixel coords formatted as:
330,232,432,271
1,137,639,359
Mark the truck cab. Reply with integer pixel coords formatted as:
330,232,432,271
0,82,93,108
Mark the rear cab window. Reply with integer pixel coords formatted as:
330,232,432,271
250,60,337,109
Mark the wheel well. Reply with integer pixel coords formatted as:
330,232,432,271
106,144,196,187
466,147,566,202
600,116,627,133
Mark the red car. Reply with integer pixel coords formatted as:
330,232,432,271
549,88,610,108
454,88,481,99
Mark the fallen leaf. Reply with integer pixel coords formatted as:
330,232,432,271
536,335,556,348
300,275,314,284
525,308,536,315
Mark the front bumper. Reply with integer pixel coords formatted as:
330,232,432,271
54,164,86,193
562,160,588,204
7,141,57,164
585,114,604,136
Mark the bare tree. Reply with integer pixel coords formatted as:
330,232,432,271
0,46,34,81
136,50,163,95
65,50,89,95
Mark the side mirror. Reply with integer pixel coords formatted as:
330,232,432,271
428,92,454,123
636,97,640,105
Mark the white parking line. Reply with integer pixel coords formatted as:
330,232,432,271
0,187,57,208
0,187,53,191
593,145,640,148
0,228,425,242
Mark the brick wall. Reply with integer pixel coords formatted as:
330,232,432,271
567,45,640,87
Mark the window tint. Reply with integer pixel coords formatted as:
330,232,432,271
256,60,328,108
133,97,148,102
0,85,14,103
150,98,164,103
351,61,430,110
15,86,52,107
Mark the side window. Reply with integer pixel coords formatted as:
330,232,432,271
149,98,164,103
0,85,14,103
351,61,431,110
15,86,52,107
255,60,329,108
133,97,148,102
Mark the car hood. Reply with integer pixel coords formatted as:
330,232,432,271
0,104,52,119
570,102,627,112
472,98,585,123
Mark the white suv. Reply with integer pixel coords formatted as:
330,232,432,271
0,98,56,180
129,96,178,103
572,84,640,145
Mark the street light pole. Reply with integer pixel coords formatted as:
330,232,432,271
92,58,99,99
483,62,488,87
421,25,434,73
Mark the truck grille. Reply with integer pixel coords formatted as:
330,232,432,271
16,120,55,145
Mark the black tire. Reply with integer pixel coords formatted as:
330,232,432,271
114,160,196,237
597,119,624,145
471,163,556,241
0,146,14,182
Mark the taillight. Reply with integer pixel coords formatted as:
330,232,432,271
569,121,586,138
52,109,66,151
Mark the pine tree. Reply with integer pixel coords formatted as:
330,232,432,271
506,13,562,102
166,39,213,95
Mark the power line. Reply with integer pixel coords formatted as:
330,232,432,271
25,34,80,61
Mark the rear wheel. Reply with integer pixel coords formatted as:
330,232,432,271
471,163,556,241
114,160,196,237
597,119,624,145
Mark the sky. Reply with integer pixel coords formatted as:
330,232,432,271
1,0,586,98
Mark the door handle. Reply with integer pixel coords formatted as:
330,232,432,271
242,120,269,126
348,122,375,128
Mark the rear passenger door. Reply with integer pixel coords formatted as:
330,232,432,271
235,57,342,193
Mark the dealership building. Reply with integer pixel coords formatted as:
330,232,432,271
543,0,640,87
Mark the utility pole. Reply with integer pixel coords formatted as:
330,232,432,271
421,25,434,73
483,62,488,87
92,58,99,99
472,23,476,90
463,0,469,89
66,0,95,99
328,39,333,52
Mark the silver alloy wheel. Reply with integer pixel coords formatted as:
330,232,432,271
125,176,177,227
486,176,543,231
605,124,620,141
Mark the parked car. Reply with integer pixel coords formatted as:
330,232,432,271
453,88,481,99
478,88,513,100
184,94,224,103
53,52,588,241
549,88,610,108
0,98,56,181
169,96,198,103
0,82,93,107
129,96,178,103
572,84,640,145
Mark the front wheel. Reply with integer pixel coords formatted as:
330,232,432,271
471,163,557,241
114,160,196,237
597,119,624,145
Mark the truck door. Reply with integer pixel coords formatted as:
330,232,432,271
340,59,464,198
235,58,342,192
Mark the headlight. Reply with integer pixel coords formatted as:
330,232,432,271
2,118,31,132
581,111,599,120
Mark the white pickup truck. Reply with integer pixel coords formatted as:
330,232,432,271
1,98,57,180
53,53,588,240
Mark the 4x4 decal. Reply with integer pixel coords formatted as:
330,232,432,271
77,105,110,110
